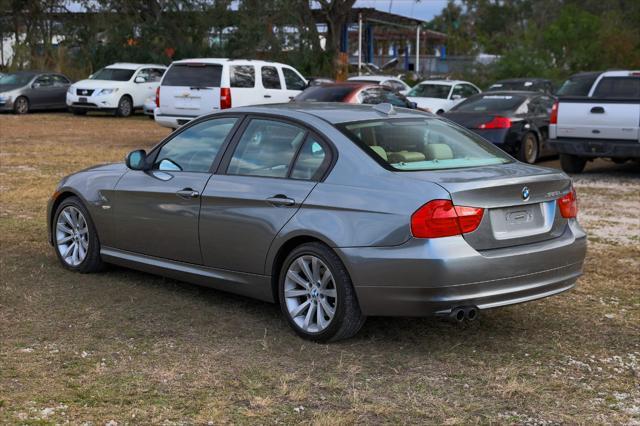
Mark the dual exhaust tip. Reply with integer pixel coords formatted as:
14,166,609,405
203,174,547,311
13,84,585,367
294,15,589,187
449,306,479,322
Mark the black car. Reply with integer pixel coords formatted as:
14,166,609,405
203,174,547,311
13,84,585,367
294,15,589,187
443,91,556,164
487,78,554,94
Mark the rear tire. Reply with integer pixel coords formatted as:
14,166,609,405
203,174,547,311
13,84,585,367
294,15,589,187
53,196,104,273
13,96,29,114
560,154,587,174
279,242,366,342
518,132,539,164
116,96,133,117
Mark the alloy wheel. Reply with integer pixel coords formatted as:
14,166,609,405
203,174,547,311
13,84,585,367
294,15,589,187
56,206,89,267
284,255,337,333
523,134,538,164
15,97,28,114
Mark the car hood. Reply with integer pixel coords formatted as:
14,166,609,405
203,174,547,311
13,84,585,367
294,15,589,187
77,162,127,174
72,79,127,89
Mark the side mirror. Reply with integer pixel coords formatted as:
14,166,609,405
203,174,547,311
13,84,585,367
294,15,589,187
135,76,146,83
126,149,147,170
451,94,462,100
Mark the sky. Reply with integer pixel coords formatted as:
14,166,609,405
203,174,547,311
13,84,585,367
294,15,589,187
354,0,449,21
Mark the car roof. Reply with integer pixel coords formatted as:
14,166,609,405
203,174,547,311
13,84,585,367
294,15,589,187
106,63,166,70
220,102,430,124
474,90,541,98
414,79,469,85
348,75,401,81
171,58,293,67
494,78,550,83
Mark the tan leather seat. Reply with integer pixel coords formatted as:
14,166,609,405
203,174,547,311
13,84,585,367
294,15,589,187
387,150,426,163
424,144,454,160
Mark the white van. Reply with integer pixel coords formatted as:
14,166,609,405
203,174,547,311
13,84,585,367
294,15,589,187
154,58,308,128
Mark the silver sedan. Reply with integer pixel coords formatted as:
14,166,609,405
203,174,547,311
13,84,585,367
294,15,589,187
47,103,587,341
0,71,71,114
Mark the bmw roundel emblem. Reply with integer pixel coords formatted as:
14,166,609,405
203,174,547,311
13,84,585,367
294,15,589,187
521,186,530,201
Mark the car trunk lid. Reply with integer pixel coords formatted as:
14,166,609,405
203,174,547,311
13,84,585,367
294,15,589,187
403,163,572,250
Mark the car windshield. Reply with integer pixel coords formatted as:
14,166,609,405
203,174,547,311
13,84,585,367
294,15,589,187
90,68,135,81
338,118,511,171
451,94,525,112
0,73,33,86
295,86,354,102
407,84,450,99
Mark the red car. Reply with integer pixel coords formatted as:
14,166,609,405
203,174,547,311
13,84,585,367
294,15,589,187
294,82,425,111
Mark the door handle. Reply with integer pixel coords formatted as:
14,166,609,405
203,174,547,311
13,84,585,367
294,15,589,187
176,188,200,199
264,94,272,98
288,96,295,100
266,195,295,207
590,106,605,114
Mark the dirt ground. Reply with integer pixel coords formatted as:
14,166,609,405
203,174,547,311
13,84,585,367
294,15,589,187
1,112,639,424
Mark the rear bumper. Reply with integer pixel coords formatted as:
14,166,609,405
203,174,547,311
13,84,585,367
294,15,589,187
549,137,640,159
154,112,196,129
338,221,587,316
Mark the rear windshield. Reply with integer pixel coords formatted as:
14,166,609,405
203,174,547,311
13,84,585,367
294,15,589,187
91,68,135,81
556,74,598,96
295,86,354,102
452,94,525,112
592,77,640,99
162,63,222,87
407,84,450,99
338,118,511,171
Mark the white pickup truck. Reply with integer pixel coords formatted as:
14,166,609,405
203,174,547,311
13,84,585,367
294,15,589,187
549,70,640,173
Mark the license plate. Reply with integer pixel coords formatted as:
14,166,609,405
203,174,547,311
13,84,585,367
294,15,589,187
175,97,200,110
490,202,553,239
79,97,87,103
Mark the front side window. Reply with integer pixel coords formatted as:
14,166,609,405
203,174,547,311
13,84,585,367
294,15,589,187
407,84,450,99
153,117,238,172
228,119,306,178
35,75,53,86
147,68,165,82
230,65,255,88
283,67,306,90
291,137,330,180
91,68,136,81
339,118,511,171
261,66,281,89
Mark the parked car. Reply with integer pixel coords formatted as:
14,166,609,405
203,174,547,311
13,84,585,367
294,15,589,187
306,77,335,86
143,96,156,119
406,79,481,114
155,59,307,129
347,75,411,94
549,70,640,173
487,78,555,94
66,63,166,117
443,91,556,164
0,71,71,114
48,103,586,342
294,82,419,109
348,62,382,75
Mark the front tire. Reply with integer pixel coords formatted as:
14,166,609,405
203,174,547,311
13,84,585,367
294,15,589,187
53,196,104,273
116,96,133,117
279,242,365,342
518,132,539,164
560,154,587,174
13,96,29,114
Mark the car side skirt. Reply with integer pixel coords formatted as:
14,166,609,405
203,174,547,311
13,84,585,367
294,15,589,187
101,247,274,303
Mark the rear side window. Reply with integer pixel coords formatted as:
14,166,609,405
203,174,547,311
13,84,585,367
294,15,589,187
592,77,640,99
228,119,305,178
162,64,222,87
452,94,526,112
556,74,598,96
153,117,238,172
291,137,330,180
230,65,255,88
295,85,354,102
283,68,306,90
339,118,511,171
261,66,281,89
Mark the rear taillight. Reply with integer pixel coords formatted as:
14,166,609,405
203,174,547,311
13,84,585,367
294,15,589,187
550,100,559,124
155,86,160,108
411,200,484,238
220,87,231,109
557,186,578,218
478,116,511,129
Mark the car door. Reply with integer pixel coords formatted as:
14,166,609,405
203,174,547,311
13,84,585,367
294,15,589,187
260,65,287,103
50,75,71,108
281,66,307,101
110,116,241,264
529,95,554,153
199,117,332,274
29,74,56,108
131,68,158,107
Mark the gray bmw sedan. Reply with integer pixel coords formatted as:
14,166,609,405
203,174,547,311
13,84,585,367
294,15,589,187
47,103,586,341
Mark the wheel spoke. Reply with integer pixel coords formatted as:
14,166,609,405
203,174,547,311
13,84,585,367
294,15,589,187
303,302,317,330
311,257,321,282
319,297,335,318
298,258,313,282
287,270,310,290
78,241,86,260
80,238,88,250
290,300,310,318
57,235,73,244
320,270,332,288
56,222,73,234
320,288,337,298
316,300,328,329
63,242,76,259
285,288,308,298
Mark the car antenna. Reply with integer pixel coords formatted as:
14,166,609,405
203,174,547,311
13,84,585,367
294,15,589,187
373,103,396,115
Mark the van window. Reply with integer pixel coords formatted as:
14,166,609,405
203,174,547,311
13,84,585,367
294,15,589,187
230,65,255,88
261,66,281,90
592,77,640,99
162,63,222,87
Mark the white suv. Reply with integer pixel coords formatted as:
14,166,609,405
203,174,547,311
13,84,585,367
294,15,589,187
67,63,166,117
154,58,307,129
